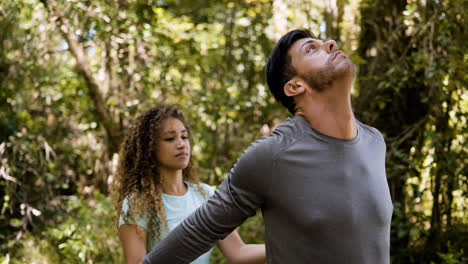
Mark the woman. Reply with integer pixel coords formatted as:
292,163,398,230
112,104,265,264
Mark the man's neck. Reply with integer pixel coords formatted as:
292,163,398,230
160,169,187,196
295,82,356,140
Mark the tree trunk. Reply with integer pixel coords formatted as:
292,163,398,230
355,0,427,261
323,0,345,40
427,93,452,258
40,0,122,154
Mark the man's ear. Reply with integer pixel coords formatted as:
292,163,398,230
284,78,306,97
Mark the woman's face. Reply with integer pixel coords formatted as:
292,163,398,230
156,118,191,171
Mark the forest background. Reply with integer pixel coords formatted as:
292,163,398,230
0,0,466,263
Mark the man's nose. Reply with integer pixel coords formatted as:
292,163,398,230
323,40,337,53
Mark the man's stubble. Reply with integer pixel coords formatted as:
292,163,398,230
301,58,356,92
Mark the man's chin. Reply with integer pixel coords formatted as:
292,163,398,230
302,62,356,92
336,61,356,79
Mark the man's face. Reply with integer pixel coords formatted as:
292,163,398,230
289,38,356,92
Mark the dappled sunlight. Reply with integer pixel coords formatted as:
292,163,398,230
0,0,466,263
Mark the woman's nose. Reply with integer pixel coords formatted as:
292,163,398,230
176,138,185,148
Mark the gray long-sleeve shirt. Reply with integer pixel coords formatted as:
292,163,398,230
144,115,393,264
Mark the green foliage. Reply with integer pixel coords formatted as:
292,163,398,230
3,191,121,264
44,191,121,263
431,242,468,264
356,0,467,262
0,0,466,263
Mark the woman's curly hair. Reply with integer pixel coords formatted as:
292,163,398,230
112,104,203,246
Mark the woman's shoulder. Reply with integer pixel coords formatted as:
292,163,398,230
186,181,215,197
121,195,131,212
199,182,215,196
119,194,151,230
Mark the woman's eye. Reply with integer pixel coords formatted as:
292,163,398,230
182,136,189,140
164,138,174,141
307,46,314,53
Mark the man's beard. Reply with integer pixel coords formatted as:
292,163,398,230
300,59,356,92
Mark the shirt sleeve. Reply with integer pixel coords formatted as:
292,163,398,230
199,183,215,197
119,196,149,231
143,136,276,263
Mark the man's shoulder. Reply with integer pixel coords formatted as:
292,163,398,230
248,117,302,159
272,116,305,136
357,120,385,142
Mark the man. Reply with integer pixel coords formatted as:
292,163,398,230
143,29,393,264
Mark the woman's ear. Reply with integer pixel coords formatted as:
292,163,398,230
284,78,306,97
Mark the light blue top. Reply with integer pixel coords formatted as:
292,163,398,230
119,181,215,264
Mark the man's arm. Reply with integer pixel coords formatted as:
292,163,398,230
143,137,275,263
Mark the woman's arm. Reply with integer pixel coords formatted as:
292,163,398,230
217,229,266,264
119,224,147,264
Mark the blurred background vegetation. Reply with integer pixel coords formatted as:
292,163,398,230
0,0,466,263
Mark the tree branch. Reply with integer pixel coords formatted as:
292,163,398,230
40,0,121,153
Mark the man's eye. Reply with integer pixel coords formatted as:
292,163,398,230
307,46,314,53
